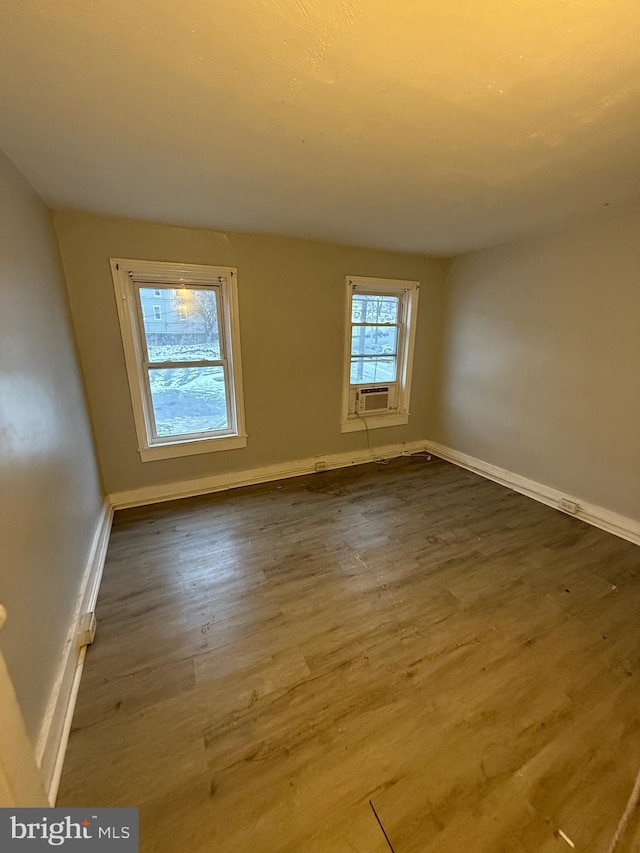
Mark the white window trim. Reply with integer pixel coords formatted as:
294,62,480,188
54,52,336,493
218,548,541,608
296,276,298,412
110,258,247,461
340,276,419,433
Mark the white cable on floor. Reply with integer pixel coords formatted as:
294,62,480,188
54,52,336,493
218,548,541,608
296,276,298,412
606,762,640,852
355,410,389,465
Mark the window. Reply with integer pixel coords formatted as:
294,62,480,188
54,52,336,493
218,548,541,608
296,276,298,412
154,289,162,297
341,276,419,432
110,259,247,461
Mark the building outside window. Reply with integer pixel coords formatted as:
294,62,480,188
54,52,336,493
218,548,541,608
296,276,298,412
110,259,247,461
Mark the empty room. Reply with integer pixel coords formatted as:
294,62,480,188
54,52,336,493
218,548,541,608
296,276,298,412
1,1,639,851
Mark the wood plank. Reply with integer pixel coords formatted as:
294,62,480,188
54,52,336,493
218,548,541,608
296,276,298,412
58,456,640,851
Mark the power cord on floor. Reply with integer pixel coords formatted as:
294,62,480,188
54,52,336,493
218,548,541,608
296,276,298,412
355,410,390,465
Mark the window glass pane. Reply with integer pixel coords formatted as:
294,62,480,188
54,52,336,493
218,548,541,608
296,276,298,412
351,293,399,324
350,357,397,384
139,287,221,362
149,366,229,437
351,325,398,356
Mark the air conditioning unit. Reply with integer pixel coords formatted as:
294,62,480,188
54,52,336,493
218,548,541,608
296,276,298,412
357,386,390,414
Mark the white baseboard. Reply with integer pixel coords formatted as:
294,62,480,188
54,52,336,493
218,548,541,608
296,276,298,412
35,499,114,803
35,441,635,804
109,440,429,509
424,441,640,547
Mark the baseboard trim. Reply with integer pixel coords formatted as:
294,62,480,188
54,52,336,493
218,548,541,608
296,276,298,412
109,440,430,509
38,440,636,802
35,442,636,802
35,499,114,803
424,441,640,547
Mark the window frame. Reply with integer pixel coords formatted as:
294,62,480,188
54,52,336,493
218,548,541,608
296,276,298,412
110,258,247,461
340,276,419,433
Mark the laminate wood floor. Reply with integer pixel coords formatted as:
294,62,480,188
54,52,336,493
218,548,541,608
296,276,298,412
58,456,640,852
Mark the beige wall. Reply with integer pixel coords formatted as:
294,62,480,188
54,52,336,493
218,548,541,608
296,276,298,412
53,211,444,496
0,152,103,740
435,209,640,521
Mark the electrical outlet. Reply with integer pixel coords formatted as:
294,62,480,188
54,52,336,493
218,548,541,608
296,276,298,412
315,461,328,471
558,498,579,514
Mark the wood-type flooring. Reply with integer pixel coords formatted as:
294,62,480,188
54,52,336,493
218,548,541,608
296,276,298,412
58,456,640,852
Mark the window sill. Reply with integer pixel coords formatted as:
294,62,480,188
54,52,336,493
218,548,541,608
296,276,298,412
139,433,248,462
340,413,409,433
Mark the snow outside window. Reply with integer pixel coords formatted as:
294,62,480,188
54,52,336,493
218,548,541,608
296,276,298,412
110,259,247,461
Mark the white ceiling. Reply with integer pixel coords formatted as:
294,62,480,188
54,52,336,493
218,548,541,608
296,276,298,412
1,0,639,255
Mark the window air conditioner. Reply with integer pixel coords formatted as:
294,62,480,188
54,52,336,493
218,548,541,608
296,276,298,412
356,386,390,414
